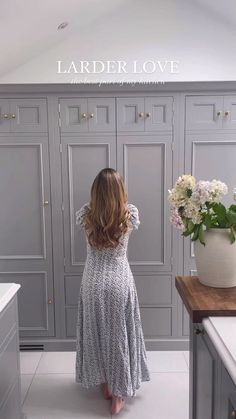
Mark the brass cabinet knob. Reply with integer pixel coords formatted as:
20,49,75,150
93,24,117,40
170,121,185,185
146,112,151,118
231,411,236,418
138,112,144,118
90,113,94,118
225,111,230,117
43,200,49,206
81,113,87,119
216,111,222,116
48,298,53,304
194,327,205,335
1,114,10,119
11,114,16,119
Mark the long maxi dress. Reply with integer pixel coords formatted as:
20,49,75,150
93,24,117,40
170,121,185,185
75,202,151,397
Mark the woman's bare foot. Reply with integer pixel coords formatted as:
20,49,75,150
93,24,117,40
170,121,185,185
111,395,125,414
101,383,112,400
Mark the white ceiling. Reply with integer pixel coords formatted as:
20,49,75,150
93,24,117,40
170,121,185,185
0,0,236,82
0,0,126,77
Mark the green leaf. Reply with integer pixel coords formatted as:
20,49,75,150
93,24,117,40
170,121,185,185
203,213,212,228
192,225,200,242
199,224,206,246
212,203,227,227
187,220,195,234
227,210,236,226
229,204,236,213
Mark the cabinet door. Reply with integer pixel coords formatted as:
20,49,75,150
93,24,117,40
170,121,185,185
223,96,236,129
0,99,10,133
59,98,88,133
0,136,54,337
221,365,236,419
117,134,172,272
145,97,173,131
184,133,236,276
186,96,223,130
61,135,116,273
117,98,145,132
191,325,219,419
88,98,115,132
10,99,48,133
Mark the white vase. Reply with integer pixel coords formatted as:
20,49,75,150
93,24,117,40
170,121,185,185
194,228,236,288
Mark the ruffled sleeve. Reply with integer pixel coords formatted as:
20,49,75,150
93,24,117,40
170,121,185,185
128,203,140,230
75,202,90,227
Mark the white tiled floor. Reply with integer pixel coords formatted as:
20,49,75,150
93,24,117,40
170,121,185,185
20,351,189,419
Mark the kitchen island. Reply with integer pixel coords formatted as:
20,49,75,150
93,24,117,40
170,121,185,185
176,276,236,419
0,283,22,419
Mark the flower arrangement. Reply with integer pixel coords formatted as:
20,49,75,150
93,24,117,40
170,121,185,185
168,175,236,245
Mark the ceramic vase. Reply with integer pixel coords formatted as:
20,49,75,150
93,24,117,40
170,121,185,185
194,228,236,288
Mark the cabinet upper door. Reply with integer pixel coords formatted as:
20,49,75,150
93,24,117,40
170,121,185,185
186,96,223,130
117,98,145,132
145,97,173,131
0,99,10,132
223,96,236,129
88,98,115,132
117,134,172,272
10,99,48,133
59,98,88,133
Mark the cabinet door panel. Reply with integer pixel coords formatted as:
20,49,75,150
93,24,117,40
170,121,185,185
223,96,236,129
117,98,145,132
195,331,218,419
88,98,115,132
10,99,48,133
59,98,88,133
221,366,236,419
117,135,172,272
145,97,173,131
0,136,54,337
186,96,223,130
0,99,10,133
184,133,236,276
61,136,116,273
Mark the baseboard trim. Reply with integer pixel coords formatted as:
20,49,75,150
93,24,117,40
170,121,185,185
19,338,189,351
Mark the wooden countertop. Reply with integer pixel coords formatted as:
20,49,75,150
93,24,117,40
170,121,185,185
175,276,236,323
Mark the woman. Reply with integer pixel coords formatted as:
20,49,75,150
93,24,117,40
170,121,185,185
75,168,150,415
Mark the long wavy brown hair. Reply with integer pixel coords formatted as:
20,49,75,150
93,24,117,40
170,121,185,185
84,168,131,249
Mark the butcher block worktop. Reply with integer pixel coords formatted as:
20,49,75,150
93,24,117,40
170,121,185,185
175,276,236,323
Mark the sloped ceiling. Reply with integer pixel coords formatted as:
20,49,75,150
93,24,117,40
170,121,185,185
0,0,236,83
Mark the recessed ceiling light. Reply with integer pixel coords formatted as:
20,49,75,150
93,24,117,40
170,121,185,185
58,22,69,30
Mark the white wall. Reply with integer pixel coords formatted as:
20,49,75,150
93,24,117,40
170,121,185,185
0,0,236,83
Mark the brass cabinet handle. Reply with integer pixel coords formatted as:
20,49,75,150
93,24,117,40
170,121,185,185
224,111,230,117
43,200,49,206
48,298,53,304
11,114,16,119
138,112,144,118
0,114,10,119
216,111,222,117
89,113,94,118
81,113,87,119
146,112,151,118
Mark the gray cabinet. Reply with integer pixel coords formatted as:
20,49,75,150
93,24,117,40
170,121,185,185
117,97,173,132
0,99,55,338
0,293,22,419
186,95,236,131
221,365,236,419
190,320,236,419
0,98,48,133
59,97,115,133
